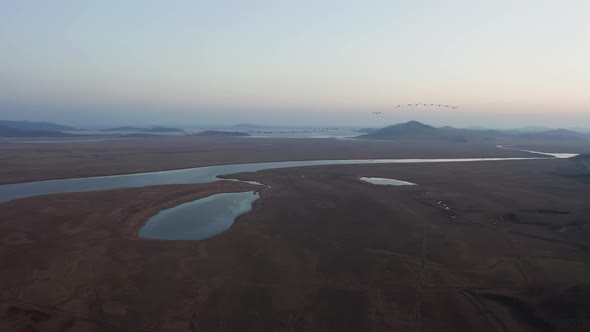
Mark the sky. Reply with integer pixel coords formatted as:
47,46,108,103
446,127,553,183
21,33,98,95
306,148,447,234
0,0,589,128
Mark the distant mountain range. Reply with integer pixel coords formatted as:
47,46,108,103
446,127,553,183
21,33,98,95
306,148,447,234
357,128,379,134
0,120,76,132
101,126,184,133
359,121,590,142
1,118,588,141
504,126,555,133
359,121,482,142
232,123,270,129
192,130,251,137
0,125,76,138
0,120,186,138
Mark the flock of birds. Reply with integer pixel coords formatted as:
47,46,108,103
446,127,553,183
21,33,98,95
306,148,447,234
371,104,459,115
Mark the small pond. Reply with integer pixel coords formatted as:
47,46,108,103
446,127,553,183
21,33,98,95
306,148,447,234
138,191,259,240
360,177,416,186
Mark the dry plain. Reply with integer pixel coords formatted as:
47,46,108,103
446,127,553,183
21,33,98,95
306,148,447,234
0,136,589,331
3,135,587,184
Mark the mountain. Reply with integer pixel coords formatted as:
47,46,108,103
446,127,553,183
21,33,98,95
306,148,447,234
463,126,490,131
359,121,501,142
569,127,590,134
101,126,183,133
364,121,437,138
232,123,269,129
542,129,587,138
0,120,75,131
101,126,146,131
0,125,76,138
359,121,484,142
192,130,250,137
359,121,590,143
505,126,554,133
120,133,161,138
519,129,590,141
357,128,378,134
143,126,184,133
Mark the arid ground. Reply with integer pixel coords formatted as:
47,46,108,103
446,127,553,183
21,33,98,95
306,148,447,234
0,137,589,331
4,135,589,184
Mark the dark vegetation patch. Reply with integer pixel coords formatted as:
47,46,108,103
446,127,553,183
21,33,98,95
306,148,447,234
479,293,554,331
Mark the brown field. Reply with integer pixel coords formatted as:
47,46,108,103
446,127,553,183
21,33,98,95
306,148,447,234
3,135,584,184
1,138,590,331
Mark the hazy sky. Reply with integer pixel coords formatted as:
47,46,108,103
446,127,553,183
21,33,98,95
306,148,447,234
1,0,589,128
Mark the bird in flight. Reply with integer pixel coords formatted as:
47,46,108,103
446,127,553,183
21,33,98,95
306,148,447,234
386,103,461,112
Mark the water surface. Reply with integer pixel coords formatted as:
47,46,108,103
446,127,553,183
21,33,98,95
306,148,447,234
0,157,545,203
497,145,579,158
7,138,134,144
360,177,416,186
138,191,259,240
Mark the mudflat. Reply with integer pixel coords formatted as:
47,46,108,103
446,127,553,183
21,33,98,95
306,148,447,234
0,136,567,184
1,157,589,331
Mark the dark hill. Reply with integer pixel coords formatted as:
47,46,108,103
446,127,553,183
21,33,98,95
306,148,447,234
359,121,490,142
0,120,75,131
0,125,76,138
101,126,145,131
357,128,378,134
359,121,589,143
144,126,184,133
521,129,590,141
102,126,183,133
361,121,435,138
193,130,250,137
232,123,269,129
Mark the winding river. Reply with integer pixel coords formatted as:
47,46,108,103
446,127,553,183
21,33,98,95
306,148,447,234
0,146,579,240
0,156,550,203
496,145,579,159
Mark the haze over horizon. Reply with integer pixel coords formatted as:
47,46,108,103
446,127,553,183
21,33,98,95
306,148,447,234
1,0,588,128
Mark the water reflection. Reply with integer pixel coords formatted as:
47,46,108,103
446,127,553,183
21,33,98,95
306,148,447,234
360,177,416,186
0,156,547,203
138,191,259,240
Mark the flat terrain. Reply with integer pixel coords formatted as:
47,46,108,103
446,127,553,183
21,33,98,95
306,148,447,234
1,135,576,184
1,154,589,331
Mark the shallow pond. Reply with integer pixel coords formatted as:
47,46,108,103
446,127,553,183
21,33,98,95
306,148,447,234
138,191,259,240
360,177,416,186
0,149,570,241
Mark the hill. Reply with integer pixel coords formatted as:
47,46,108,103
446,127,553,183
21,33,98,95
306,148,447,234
232,123,269,129
463,126,490,131
506,126,553,133
192,130,250,137
101,126,146,132
0,125,76,138
520,129,590,141
144,126,184,133
356,128,378,134
102,126,183,133
359,121,589,143
359,121,491,142
0,120,75,131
